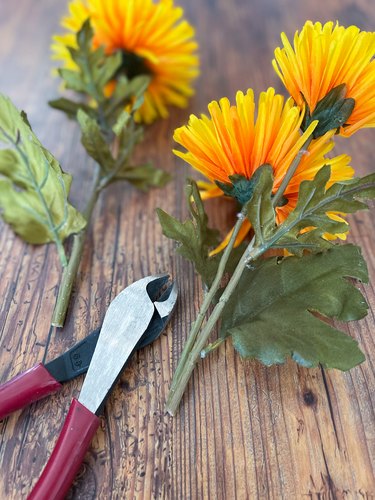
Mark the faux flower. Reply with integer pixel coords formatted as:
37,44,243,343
174,88,354,253
52,0,199,123
273,21,375,137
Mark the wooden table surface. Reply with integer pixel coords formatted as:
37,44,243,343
0,0,374,498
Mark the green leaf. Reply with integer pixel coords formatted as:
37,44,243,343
0,95,86,259
244,165,276,245
274,166,375,255
243,164,331,255
102,75,150,124
221,244,368,370
116,120,143,154
112,109,131,136
53,21,150,137
127,75,150,110
48,98,94,119
302,84,355,138
58,68,88,94
157,180,222,287
108,75,150,111
114,163,171,191
246,165,375,256
60,20,122,103
77,109,115,173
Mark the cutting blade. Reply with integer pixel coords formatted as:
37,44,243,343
78,275,167,414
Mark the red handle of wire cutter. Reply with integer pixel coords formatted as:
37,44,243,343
0,363,62,420
28,398,100,500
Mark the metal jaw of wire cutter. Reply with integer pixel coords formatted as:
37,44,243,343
45,275,177,384
78,274,178,415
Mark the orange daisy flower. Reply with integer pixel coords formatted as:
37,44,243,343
273,21,375,137
52,0,199,124
173,88,354,253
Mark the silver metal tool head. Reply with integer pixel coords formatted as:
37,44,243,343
78,274,175,414
135,279,178,350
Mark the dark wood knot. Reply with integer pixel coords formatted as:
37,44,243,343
303,390,316,406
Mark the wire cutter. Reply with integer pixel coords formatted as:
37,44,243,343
0,275,177,500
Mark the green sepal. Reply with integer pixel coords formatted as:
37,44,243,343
0,95,86,253
302,84,355,138
216,165,272,206
220,244,368,370
118,49,153,80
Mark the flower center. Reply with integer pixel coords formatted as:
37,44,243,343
116,50,153,80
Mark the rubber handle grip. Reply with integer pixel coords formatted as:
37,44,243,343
0,363,62,420
28,398,100,500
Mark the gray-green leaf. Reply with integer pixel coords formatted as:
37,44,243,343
274,166,375,255
77,109,115,173
221,244,368,370
64,20,122,102
157,180,222,287
246,164,375,256
48,98,94,119
0,95,86,262
115,163,171,191
244,165,276,245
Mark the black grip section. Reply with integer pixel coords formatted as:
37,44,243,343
45,328,101,383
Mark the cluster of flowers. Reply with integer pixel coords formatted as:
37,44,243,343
173,21,375,250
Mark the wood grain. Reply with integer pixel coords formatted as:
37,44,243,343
0,0,374,498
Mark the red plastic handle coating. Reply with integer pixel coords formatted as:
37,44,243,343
28,398,100,500
0,363,61,420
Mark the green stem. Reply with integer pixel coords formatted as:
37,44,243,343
200,337,225,358
167,241,263,415
55,240,68,269
51,166,101,327
167,206,247,401
272,135,313,208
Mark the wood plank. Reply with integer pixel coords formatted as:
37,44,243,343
0,0,374,498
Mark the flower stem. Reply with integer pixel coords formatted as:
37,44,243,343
166,207,247,406
167,241,262,415
200,337,225,358
55,239,68,269
51,166,101,327
272,135,313,207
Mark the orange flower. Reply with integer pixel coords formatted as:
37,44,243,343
273,21,375,137
174,88,354,253
52,0,199,124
